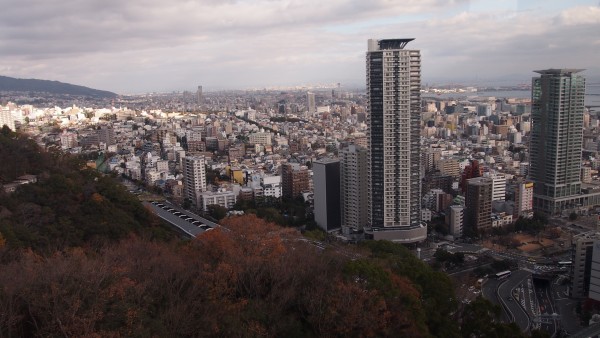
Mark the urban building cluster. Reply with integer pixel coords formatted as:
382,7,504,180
6,42,600,321
1,42,599,249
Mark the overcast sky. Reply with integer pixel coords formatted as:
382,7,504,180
1,0,599,94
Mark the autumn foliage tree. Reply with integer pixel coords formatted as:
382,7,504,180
0,214,453,337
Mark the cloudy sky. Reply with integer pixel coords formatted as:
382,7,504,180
1,0,599,93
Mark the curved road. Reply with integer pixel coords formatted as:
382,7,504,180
483,270,531,332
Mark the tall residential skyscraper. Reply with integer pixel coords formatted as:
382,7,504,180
365,38,426,243
197,85,203,105
306,92,316,115
313,158,341,232
183,156,207,210
529,69,586,215
340,144,368,231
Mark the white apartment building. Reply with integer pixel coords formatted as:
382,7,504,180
262,175,282,198
485,173,507,202
183,156,207,209
514,181,534,218
448,205,464,238
201,190,237,211
0,109,15,131
248,132,272,146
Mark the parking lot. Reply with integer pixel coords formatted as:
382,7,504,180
145,201,219,237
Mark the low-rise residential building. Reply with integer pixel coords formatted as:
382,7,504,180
491,212,513,227
248,132,272,146
447,205,464,238
262,175,282,198
201,190,237,211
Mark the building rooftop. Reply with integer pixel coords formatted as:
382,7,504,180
379,39,414,50
467,177,492,185
368,38,415,51
534,68,585,75
313,157,339,164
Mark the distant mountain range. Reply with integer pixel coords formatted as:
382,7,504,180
0,75,117,98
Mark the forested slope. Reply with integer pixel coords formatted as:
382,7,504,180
0,126,171,252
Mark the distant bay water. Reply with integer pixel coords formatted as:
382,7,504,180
423,85,600,108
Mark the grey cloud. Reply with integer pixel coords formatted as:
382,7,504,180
0,0,462,57
0,0,598,93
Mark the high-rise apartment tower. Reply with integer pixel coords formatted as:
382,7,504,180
365,38,426,243
529,69,585,215
197,86,203,105
306,92,316,115
340,144,368,231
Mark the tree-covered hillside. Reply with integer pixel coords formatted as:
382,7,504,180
0,75,117,98
0,127,171,252
0,126,53,182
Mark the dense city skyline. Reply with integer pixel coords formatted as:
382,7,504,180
1,0,599,94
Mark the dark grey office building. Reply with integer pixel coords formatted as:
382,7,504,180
313,158,341,232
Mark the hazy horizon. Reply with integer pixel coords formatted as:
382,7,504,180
1,0,599,94
3,72,600,96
